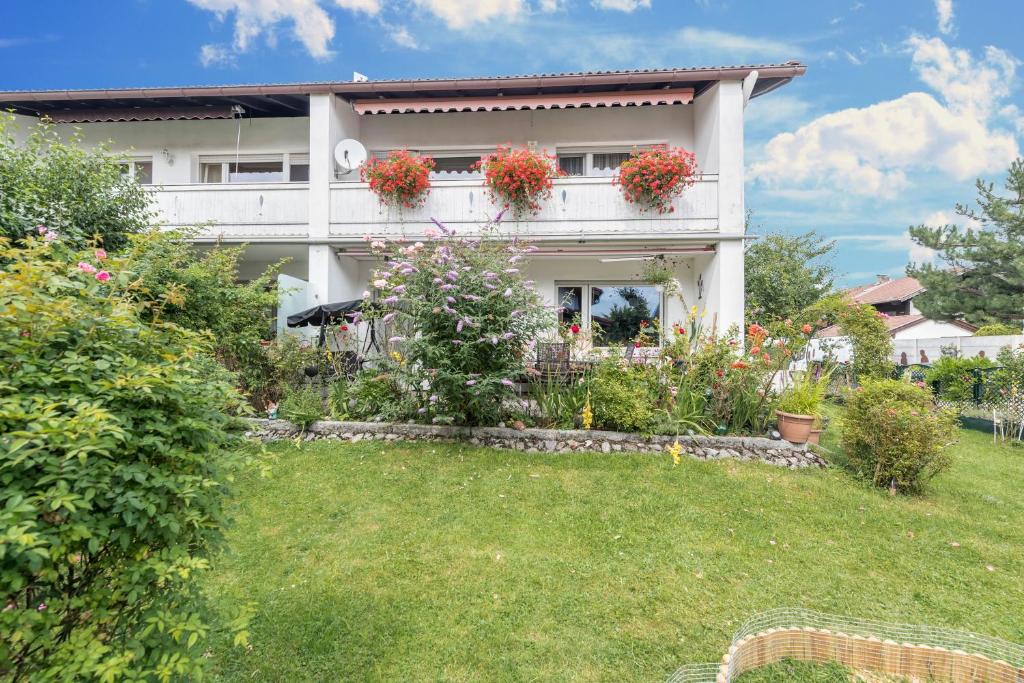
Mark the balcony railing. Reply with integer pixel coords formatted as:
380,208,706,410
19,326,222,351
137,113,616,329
328,175,719,238
150,183,309,239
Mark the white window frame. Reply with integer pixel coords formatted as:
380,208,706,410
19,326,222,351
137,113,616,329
555,280,665,346
120,157,154,184
195,153,309,183
368,147,492,180
555,142,664,177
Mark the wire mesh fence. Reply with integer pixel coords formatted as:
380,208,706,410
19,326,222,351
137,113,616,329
665,608,1024,682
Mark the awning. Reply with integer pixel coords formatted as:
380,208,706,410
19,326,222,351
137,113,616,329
48,106,235,123
354,88,694,115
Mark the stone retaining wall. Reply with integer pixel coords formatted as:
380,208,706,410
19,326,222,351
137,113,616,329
245,419,826,469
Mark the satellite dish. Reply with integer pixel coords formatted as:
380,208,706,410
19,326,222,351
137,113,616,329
334,139,367,175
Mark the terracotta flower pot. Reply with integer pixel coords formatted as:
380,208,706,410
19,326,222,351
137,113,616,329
776,410,815,444
807,428,823,445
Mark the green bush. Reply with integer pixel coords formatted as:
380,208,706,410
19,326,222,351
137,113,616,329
0,236,254,679
346,368,407,422
588,361,659,433
279,385,325,429
842,379,958,493
974,323,1019,336
925,355,993,403
0,115,153,251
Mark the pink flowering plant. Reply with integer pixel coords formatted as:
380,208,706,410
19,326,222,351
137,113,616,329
363,218,552,425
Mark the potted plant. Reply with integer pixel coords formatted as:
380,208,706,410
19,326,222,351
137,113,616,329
775,370,830,444
614,146,698,214
475,145,563,218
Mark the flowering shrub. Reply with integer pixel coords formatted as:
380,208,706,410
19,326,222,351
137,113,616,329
614,146,698,214
361,150,436,209
476,145,562,218
842,379,958,493
363,220,552,425
0,235,254,679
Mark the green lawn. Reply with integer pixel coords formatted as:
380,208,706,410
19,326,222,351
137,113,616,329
202,427,1024,682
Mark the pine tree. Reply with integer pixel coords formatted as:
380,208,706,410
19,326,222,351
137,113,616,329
909,159,1024,326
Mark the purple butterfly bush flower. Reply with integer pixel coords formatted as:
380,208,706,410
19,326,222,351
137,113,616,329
389,336,405,343
417,407,427,414
382,312,397,323
440,283,456,291
503,288,513,297
503,332,515,339
462,294,481,302
491,336,499,345
504,268,519,274
446,270,459,282
456,320,465,332
510,310,522,318
393,285,407,294
383,296,399,305
501,378,515,387
442,305,456,315
483,283,497,290
432,277,443,284
465,379,477,386
429,394,438,402
446,296,456,304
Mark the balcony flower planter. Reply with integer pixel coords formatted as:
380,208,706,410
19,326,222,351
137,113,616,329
475,145,563,218
776,410,815,444
614,146,698,214
361,150,435,209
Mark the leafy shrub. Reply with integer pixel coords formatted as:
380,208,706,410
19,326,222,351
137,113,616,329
974,322,1019,336
588,361,659,432
842,379,958,493
925,355,993,403
775,370,830,416
0,236,253,679
368,221,551,426
346,368,407,422
0,115,153,250
279,385,325,429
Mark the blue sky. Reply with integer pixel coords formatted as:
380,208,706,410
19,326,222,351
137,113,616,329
3,0,1022,285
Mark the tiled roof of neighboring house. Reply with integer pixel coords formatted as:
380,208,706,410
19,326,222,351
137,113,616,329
817,314,976,338
0,63,806,119
844,276,925,305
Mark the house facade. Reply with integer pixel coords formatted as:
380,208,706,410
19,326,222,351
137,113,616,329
1,64,806,343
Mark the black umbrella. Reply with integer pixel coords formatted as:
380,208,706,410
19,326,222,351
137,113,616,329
286,300,363,328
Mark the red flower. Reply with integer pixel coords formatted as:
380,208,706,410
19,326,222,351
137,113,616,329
361,150,435,209
676,326,686,335
731,361,749,369
801,323,813,334
340,324,349,331
715,369,725,378
634,341,642,348
569,323,580,334
614,146,698,214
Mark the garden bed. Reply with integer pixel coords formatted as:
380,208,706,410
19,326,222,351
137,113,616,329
245,418,827,469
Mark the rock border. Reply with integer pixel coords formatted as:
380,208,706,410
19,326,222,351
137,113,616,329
245,419,826,469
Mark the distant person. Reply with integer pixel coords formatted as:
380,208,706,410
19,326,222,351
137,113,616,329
978,350,986,358
900,352,908,366
919,350,930,364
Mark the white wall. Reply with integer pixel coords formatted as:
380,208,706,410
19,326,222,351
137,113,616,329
55,117,309,185
355,104,695,160
892,319,974,341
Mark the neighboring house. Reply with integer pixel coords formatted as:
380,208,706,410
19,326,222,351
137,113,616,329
818,275,976,341
1,63,806,342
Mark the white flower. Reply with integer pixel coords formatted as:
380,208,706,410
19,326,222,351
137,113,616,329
362,290,371,299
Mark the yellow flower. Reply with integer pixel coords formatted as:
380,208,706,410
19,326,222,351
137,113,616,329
581,396,593,430
668,440,683,467
390,351,403,363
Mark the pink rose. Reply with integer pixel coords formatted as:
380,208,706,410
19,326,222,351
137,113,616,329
95,271,111,282
78,262,97,274
94,249,107,260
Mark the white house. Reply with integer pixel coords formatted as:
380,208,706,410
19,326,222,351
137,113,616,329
1,64,806,343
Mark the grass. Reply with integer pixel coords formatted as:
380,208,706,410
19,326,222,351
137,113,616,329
201,426,1024,682
733,658,852,682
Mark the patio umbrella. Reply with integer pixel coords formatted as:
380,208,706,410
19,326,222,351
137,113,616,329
286,300,363,348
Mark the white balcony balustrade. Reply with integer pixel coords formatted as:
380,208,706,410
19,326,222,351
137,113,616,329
150,183,310,239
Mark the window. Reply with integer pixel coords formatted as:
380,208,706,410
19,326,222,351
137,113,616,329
119,158,153,185
198,154,307,183
555,148,652,178
369,150,483,180
557,283,662,345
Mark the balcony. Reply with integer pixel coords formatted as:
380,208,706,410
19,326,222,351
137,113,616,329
328,175,719,239
150,183,309,239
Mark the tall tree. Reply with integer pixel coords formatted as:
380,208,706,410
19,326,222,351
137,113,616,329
744,230,835,323
908,159,1024,325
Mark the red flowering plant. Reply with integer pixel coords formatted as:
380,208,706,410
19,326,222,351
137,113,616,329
361,150,436,209
476,145,564,219
614,146,698,214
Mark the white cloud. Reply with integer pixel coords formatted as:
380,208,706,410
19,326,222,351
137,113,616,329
199,43,235,66
934,0,954,35
335,0,381,12
751,37,1020,198
842,49,862,65
592,0,651,11
411,0,526,29
746,94,813,132
188,0,338,58
674,26,799,57
385,22,419,48
834,232,933,267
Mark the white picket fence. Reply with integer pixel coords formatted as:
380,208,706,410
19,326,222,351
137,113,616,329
799,335,1023,366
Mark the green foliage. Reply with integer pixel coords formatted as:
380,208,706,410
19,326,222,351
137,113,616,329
265,334,319,395
925,355,993,403
974,322,1019,336
809,296,894,381
735,658,851,683
908,158,1024,326
345,368,406,422
0,115,153,251
529,372,589,429
775,370,830,417
369,223,552,426
588,361,659,432
0,236,255,679
842,380,958,493
744,230,835,323
279,385,325,429
990,345,1024,399
122,230,283,408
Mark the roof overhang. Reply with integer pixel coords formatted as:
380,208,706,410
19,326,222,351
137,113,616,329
0,63,805,120
353,87,694,115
